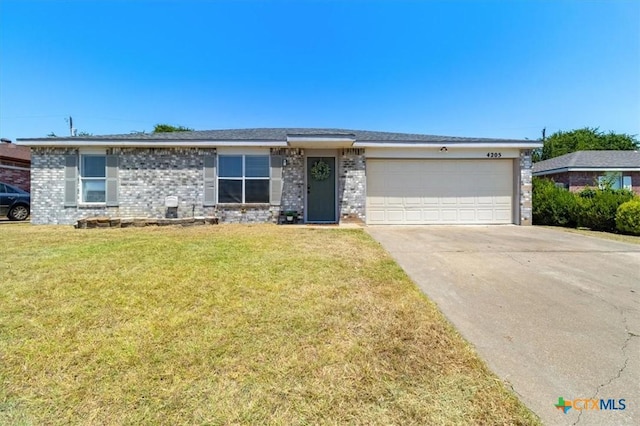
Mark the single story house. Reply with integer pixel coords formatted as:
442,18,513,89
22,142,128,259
0,139,31,191
16,128,540,225
532,150,640,194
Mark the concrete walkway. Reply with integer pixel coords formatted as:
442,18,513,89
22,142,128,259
367,225,639,426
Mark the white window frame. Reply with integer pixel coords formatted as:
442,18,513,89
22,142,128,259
79,150,107,204
217,154,270,204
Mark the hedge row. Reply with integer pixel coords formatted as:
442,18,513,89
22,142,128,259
532,177,640,235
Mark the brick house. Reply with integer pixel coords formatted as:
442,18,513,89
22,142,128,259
532,150,640,194
0,139,31,191
16,128,540,225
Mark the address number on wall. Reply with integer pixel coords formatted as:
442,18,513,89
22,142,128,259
486,152,502,158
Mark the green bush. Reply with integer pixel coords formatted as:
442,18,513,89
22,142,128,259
532,177,577,227
616,200,640,235
575,188,635,232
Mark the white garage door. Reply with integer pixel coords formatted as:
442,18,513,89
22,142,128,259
366,159,514,224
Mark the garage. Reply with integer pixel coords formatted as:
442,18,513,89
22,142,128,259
366,159,514,224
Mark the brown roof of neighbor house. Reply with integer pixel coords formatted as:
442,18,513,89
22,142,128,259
0,141,31,162
533,150,640,175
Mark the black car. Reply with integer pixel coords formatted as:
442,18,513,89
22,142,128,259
0,182,30,221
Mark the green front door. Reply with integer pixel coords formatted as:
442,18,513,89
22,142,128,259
307,157,336,222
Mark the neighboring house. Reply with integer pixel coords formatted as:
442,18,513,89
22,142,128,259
16,128,540,225
532,150,640,194
0,139,31,191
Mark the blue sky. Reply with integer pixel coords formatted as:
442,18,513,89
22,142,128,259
0,0,638,141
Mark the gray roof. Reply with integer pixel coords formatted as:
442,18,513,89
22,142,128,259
18,127,531,144
533,150,640,174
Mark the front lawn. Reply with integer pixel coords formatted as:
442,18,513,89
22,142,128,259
0,224,539,425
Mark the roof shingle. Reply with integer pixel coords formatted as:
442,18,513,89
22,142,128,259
533,150,640,174
17,127,531,144
0,141,31,162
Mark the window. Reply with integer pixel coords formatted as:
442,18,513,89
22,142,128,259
81,155,106,203
597,172,631,190
218,155,269,203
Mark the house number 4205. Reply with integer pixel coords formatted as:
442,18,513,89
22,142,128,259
486,152,502,158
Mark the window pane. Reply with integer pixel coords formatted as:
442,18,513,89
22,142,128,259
82,180,106,202
83,156,106,177
623,176,632,190
245,155,269,177
611,178,622,190
245,179,269,203
219,179,242,203
219,156,243,177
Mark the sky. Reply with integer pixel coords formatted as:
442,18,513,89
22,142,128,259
0,0,638,142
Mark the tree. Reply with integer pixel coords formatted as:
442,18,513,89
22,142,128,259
538,127,638,161
153,124,193,133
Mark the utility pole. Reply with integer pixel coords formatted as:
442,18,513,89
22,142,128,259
541,127,548,161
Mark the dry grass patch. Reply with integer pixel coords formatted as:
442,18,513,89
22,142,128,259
0,224,539,425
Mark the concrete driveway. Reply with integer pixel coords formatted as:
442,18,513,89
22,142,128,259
367,226,639,426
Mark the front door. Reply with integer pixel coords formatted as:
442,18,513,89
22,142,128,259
307,157,336,222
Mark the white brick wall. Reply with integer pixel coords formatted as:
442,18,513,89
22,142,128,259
338,149,366,222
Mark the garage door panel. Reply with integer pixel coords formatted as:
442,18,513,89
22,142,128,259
404,197,422,205
440,197,458,205
366,159,514,224
388,211,406,222
368,210,386,222
458,209,477,221
440,209,459,221
495,209,513,221
476,197,493,205
422,197,439,205
477,209,496,221
403,210,421,222
422,209,440,221
458,196,476,205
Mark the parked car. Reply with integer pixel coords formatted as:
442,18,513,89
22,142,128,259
0,182,30,221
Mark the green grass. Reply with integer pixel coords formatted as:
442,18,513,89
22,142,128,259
0,224,540,425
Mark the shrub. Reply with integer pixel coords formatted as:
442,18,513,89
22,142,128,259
575,188,635,232
532,177,577,227
616,200,640,235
